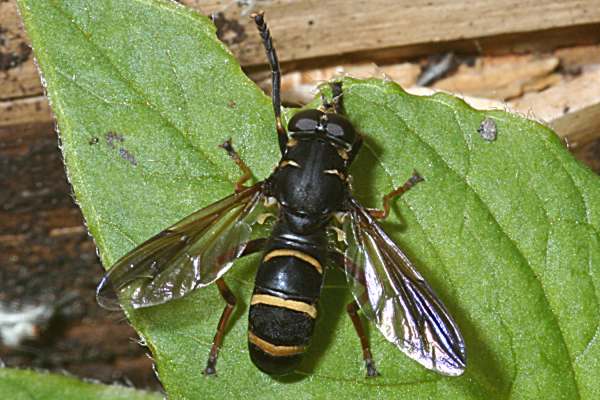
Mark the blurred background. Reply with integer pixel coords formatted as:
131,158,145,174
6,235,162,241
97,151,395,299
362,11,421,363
1,0,599,392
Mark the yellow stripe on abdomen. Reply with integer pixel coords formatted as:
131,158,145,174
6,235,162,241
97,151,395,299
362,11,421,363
263,249,323,274
248,331,306,357
251,294,317,318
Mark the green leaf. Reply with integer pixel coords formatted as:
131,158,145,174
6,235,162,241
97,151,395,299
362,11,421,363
0,368,161,400
18,0,600,399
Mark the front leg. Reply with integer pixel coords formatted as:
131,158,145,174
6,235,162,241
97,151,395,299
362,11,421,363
368,170,423,219
220,139,253,193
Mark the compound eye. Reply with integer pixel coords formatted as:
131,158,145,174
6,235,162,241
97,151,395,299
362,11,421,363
326,115,356,143
326,122,344,138
288,109,323,132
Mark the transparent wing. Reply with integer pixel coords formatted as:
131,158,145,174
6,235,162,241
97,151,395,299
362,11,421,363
97,183,267,310
342,197,466,376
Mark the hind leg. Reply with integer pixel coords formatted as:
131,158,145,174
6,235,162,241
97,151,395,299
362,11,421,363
329,251,380,377
203,239,266,376
203,278,237,376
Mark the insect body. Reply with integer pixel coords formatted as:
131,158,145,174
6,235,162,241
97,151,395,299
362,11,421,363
248,108,359,374
97,12,466,377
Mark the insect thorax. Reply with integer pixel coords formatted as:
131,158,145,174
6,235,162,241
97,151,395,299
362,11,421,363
269,138,349,233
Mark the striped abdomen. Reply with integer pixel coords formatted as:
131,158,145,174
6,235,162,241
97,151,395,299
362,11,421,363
248,225,326,375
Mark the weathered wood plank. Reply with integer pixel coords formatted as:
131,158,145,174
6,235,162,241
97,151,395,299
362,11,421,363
3,63,600,153
433,55,561,100
511,67,600,147
191,0,600,66
0,120,158,389
573,138,600,174
0,0,39,100
4,0,600,101
0,96,52,128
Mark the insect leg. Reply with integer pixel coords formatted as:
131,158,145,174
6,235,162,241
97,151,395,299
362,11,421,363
251,11,288,153
348,134,363,164
330,81,344,114
368,170,424,219
347,300,380,377
219,139,253,193
203,278,238,376
203,239,265,376
329,250,379,377
239,238,267,257
318,81,343,113
318,91,333,112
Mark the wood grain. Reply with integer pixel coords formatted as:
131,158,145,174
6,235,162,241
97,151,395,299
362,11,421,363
0,0,40,100
433,55,561,100
3,1,600,100
0,120,158,389
0,96,52,128
191,0,600,66
511,67,600,147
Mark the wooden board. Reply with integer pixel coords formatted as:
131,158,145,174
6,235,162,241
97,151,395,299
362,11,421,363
191,0,600,66
511,67,600,147
0,96,52,128
0,0,41,100
3,0,600,101
0,121,157,389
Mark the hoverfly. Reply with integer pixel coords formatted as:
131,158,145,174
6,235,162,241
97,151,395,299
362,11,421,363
96,11,466,377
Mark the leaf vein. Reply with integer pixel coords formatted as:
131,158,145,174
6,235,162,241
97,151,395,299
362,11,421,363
349,85,582,398
48,0,234,185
